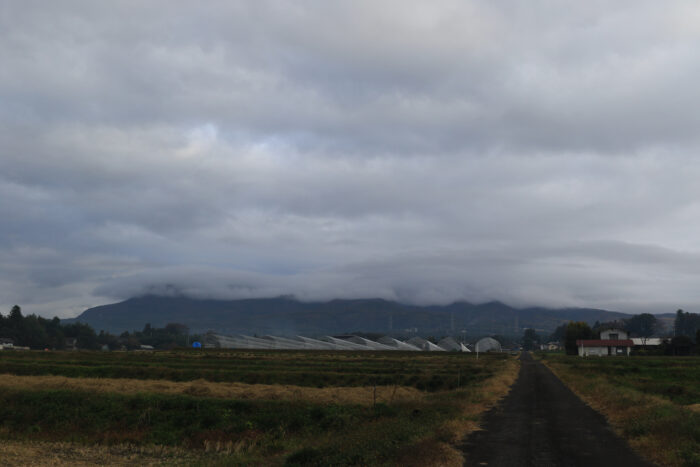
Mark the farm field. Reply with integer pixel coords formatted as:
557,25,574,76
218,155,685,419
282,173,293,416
0,349,518,466
540,354,700,466
0,349,502,390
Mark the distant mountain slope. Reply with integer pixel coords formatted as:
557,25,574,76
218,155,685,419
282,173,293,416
64,295,632,337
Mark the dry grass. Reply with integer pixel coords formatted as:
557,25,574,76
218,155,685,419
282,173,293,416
0,373,424,406
0,440,223,466
406,355,521,467
542,358,700,467
396,438,465,467
460,355,521,425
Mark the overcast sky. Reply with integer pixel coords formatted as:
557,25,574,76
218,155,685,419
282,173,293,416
4,1,700,318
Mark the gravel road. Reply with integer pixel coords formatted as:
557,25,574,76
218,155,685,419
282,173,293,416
461,352,655,466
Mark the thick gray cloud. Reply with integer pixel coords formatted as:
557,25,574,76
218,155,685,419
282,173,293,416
3,1,700,317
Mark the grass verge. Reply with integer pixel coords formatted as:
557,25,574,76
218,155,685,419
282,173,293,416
396,354,520,466
540,355,700,466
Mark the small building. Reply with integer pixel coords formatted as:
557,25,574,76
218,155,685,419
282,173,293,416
0,338,14,350
577,329,633,356
65,337,78,350
540,341,560,351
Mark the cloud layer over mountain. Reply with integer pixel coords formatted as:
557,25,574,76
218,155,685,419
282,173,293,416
4,1,700,317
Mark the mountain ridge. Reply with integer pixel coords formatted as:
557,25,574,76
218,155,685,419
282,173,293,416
63,295,635,337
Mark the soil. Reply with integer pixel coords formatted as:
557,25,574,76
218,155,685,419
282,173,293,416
461,352,655,466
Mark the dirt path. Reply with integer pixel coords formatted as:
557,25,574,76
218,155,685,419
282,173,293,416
461,352,655,466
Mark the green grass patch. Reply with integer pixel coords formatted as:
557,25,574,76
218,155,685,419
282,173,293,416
539,354,700,405
0,385,482,465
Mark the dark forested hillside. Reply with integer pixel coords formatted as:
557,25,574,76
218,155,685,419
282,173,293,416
1,304,198,350
65,295,632,336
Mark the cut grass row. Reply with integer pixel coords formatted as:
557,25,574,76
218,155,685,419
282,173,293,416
0,349,494,372
540,354,700,467
0,349,498,391
0,374,425,406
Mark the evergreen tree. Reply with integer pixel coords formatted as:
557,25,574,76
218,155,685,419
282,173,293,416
675,309,700,338
626,313,658,344
565,321,593,355
549,323,567,343
521,328,540,351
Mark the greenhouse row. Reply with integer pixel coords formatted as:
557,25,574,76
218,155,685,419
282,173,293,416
204,333,502,352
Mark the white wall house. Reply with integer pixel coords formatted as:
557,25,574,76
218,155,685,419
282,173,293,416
600,329,628,340
577,328,633,357
540,341,560,351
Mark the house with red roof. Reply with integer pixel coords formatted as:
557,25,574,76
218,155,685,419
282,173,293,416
577,328,633,357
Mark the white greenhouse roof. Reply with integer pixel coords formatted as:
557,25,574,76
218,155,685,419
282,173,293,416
205,333,477,352
406,337,446,352
377,336,421,351
475,337,502,353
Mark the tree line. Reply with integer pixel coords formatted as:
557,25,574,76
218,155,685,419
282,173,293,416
0,305,200,350
674,309,700,339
